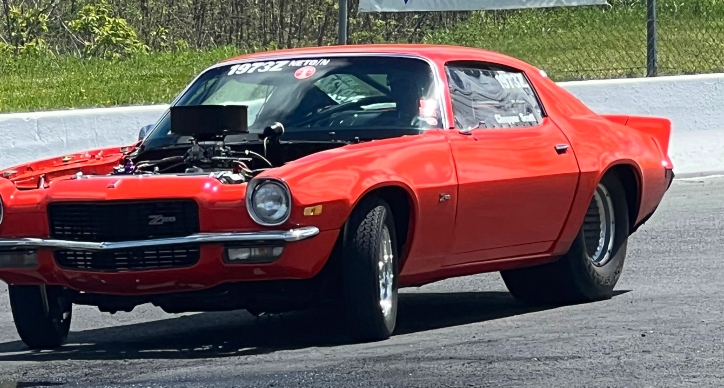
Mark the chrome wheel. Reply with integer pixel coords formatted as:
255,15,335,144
341,197,399,341
583,183,616,266
378,224,396,330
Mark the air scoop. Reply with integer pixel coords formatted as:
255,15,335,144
169,104,249,141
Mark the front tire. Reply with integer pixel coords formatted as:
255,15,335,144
9,285,73,349
340,196,399,342
501,173,630,304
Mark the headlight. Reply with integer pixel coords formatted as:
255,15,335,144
0,195,4,226
246,179,291,226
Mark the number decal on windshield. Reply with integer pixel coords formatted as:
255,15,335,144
227,59,329,76
228,63,251,75
270,60,290,71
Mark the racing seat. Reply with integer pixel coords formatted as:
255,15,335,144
371,74,423,127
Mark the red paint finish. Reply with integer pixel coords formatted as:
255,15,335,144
0,230,339,294
527,77,672,254
0,44,674,297
2,144,137,190
270,130,458,277
401,253,560,288
443,118,580,265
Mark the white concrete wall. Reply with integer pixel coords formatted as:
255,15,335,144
1,73,723,174
0,105,167,168
561,73,724,175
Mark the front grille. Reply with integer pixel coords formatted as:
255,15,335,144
54,245,200,271
47,200,200,242
47,200,201,271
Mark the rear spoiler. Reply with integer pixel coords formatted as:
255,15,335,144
601,114,672,157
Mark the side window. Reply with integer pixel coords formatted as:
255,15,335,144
445,63,544,130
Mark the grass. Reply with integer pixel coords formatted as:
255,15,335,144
2,0,724,113
0,46,240,113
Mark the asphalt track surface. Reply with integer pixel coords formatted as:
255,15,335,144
1,176,724,387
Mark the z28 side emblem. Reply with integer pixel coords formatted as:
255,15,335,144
148,215,177,225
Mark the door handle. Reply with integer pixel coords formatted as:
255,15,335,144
554,144,570,154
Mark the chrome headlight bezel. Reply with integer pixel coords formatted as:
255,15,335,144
245,178,292,226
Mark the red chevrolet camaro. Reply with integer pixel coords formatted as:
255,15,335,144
0,44,673,349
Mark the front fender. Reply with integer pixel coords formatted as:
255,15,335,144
256,130,459,271
260,130,456,231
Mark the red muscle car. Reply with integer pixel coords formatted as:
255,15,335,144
0,44,674,349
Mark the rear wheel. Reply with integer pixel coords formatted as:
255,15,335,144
339,196,399,342
501,173,630,304
9,285,73,349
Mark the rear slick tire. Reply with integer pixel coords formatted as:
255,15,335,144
340,196,399,342
9,285,73,349
500,173,630,305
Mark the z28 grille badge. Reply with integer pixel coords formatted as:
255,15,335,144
148,215,177,225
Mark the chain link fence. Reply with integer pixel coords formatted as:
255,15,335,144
424,0,724,81
2,0,723,83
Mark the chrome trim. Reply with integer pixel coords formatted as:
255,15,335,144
246,178,293,226
0,226,319,252
585,184,616,267
555,144,570,154
378,223,396,330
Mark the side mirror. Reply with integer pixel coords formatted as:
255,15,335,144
138,124,153,141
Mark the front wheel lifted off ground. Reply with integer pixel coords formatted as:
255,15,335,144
9,285,74,349
500,172,630,305
340,195,399,342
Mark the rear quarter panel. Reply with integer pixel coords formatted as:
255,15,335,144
523,73,670,254
261,130,459,278
549,113,669,253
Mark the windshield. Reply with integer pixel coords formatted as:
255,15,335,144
141,55,442,149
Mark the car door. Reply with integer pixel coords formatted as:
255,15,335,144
442,62,580,266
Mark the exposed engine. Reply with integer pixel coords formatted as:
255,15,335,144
3,106,351,190
108,106,350,184
111,137,273,184
108,121,347,185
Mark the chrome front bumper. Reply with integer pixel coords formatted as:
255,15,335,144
0,226,320,251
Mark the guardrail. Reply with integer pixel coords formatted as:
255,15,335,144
1,73,722,174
